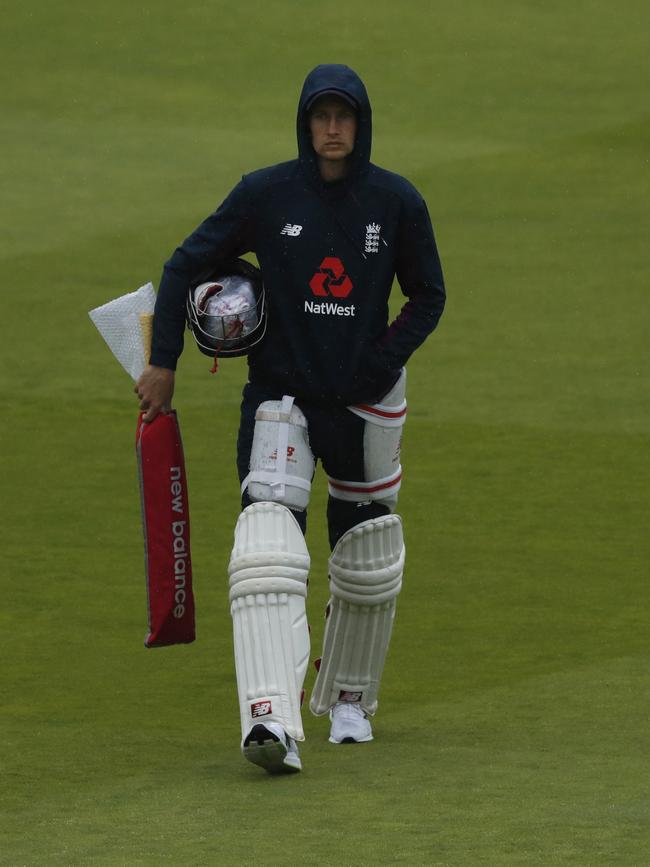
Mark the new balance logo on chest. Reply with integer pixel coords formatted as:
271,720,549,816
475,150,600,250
281,224,303,237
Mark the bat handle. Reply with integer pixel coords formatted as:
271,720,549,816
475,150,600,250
139,313,154,365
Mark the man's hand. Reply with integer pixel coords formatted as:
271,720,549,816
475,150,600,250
134,365,175,423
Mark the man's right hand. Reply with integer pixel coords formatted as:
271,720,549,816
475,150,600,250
134,365,175,423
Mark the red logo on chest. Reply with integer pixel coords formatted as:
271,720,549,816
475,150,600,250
309,257,353,298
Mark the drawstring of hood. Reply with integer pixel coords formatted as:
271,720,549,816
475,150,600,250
318,187,368,261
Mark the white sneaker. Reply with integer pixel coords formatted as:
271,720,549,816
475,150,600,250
329,702,374,744
242,722,302,774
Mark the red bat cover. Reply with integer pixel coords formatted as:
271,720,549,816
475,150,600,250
136,411,196,647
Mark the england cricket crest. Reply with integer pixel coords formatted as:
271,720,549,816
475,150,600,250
365,223,381,254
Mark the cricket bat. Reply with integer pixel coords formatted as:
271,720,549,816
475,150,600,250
90,289,196,647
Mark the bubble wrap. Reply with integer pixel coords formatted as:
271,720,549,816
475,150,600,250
89,282,156,381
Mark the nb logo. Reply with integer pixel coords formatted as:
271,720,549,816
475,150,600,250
251,700,272,718
269,446,296,460
309,257,353,298
281,223,303,237
338,690,363,702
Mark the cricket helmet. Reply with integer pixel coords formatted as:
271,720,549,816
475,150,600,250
186,258,266,358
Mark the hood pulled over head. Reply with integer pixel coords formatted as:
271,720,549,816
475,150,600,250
297,64,371,185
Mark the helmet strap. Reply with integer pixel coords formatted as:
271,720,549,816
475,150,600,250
208,320,245,374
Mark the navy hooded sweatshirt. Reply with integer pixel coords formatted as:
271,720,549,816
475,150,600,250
150,64,445,406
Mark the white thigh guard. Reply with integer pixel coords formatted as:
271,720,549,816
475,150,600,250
228,502,310,741
242,395,315,511
309,514,404,717
329,369,407,510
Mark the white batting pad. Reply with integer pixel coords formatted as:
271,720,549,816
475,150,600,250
88,282,156,380
229,502,310,741
310,514,404,717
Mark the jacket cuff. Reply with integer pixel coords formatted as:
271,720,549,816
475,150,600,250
148,350,178,371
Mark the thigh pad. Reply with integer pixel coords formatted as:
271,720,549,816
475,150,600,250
242,396,315,511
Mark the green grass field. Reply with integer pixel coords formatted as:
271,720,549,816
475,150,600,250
2,1,649,864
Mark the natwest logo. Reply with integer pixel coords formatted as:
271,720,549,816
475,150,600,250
309,257,353,298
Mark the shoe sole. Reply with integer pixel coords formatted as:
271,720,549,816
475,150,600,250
329,734,374,744
243,724,302,774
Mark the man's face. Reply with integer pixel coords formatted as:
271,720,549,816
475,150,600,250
309,96,357,164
